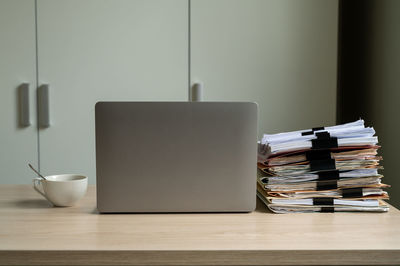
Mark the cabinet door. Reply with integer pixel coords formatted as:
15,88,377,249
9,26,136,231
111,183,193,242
191,0,338,135
0,0,37,183
37,0,188,182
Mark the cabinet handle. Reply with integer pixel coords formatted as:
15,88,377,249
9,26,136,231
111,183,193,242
38,84,50,128
191,83,203,102
18,83,31,127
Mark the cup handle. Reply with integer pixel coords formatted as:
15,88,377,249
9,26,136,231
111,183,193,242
33,178,46,198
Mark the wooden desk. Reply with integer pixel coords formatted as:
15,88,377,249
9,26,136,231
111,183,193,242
0,185,399,265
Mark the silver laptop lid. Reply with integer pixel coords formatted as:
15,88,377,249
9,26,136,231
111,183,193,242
95,102,258,213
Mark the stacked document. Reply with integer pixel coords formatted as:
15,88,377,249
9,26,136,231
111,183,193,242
257,119,390,213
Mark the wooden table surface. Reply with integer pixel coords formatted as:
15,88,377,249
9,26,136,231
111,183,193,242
0,185,400,265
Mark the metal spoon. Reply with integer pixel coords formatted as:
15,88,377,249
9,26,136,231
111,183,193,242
28,163,47,180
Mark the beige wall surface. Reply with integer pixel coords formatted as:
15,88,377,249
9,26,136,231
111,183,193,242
192,0,338,136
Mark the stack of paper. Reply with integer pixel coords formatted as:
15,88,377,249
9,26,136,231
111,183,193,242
257,119,390,213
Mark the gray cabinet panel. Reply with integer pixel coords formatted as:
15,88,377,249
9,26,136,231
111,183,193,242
0,0,37,184
37,0,188,183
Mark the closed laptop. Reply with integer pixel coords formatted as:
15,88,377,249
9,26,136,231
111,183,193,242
95,102,258,213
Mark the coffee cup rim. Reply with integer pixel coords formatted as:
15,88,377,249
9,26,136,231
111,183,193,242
43,174,87,182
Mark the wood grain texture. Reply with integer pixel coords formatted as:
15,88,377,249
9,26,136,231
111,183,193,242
0,185,400,265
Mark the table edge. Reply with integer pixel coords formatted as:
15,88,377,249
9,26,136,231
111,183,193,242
1,249,400,265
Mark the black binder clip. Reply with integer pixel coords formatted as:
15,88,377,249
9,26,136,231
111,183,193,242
316,180,338,190
315,131,331,139
341,187,363,198
306,150,332,161
320,207,335,213
317,170,340,181
302,131,314,136
311,132,338,150
310,159,336,172
313,197,334,205
301,126,325,136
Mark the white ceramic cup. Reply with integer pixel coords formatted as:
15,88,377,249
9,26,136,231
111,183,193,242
33,174,88,207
